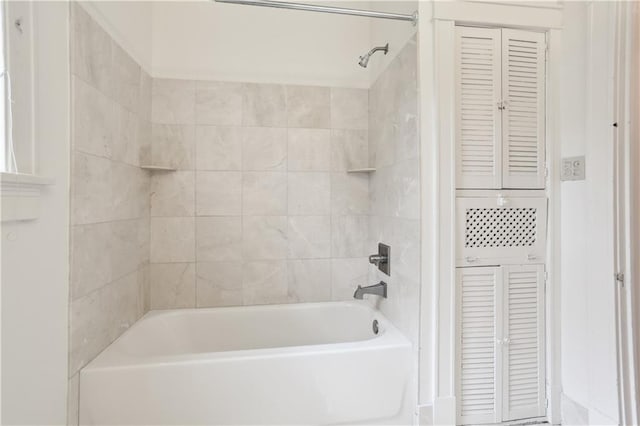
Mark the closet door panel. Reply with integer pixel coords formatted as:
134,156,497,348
455,26,502,189
502,264,546,421
456,267,502,425
501,29,546,189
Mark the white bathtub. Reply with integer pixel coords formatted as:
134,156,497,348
79,301,412,425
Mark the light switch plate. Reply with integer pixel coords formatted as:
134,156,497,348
561,156,586,181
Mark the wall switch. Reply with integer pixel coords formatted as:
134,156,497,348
561,156,586,181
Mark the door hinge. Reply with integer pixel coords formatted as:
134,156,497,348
616,272,625,287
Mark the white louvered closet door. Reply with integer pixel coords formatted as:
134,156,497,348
501,30,546,189
502,264,546,421
455,27,502,189
456,267,502,425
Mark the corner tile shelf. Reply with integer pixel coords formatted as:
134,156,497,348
347,168,376,173
140,165,177,171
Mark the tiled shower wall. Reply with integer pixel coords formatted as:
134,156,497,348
148,80,372,308
368,37,420,417
68,3,151,423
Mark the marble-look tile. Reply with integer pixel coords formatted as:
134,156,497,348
138,120,152,166
69,272,138,375
286,85,330,128
150,217,195,263
67,374,79,426
242,83,286,127
242,260,288,305
287,216,330,259
330,258,368,301
72,76,114,159
150,263,196,309
70,288,109,375
394,111,419,163
242,127,287,171
287,128,330,171
150,171,195,217
111,219,140,282
331,215,369,258
196,262,243,307
242,172,287,215
392,159,421,220
112,105,139,166
196,216,242,261
71,223,112,300
71,2,112,94
71,151,112,225
330,88,368,130
242,216,288,260
137,264,150,316
111,162,144,221
196,81,243,126
112,42,140,112
152,79,196,125
330,173,369,215
138,70,152,121
195,126,242,171
195,171,242,216
287,259,331,302
390,218,421,282
330,129,368,171
110,272,142,336
138,217,150,265
151,124,195,170
287,172,330,215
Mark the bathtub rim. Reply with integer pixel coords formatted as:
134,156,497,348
82,300,411,371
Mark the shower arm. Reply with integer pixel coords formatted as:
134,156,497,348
364,44,389,58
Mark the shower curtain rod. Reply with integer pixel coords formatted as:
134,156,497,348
214,0,418,25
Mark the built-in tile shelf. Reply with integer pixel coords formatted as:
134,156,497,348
140,165,177,172
347,168,376,173
1,172,55,222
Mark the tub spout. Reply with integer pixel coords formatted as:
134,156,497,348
353,281,387,299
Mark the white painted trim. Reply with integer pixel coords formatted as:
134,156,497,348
433,20,457,425
545,27,563,426
418,0,437,408
433,1,563,30
613,2,639,424
0,172,54,221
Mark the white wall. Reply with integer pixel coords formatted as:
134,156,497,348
81,1,153,72
560,2,620,424
82,1,420,88
368,1,417,85
151,1,372,88
1,2,70,424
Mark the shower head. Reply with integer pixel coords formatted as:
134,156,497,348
358,43,389,68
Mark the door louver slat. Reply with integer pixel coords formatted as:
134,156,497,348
456,27,502,188
457,267,502,424
502,30,546,188
502,265,545,421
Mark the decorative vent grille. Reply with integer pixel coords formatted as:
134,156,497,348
465,208,537,248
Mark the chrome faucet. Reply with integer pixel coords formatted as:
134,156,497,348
353,281,387,300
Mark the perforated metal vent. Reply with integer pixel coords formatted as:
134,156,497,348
465,208,537,248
